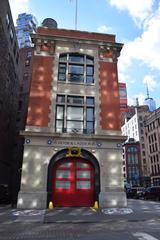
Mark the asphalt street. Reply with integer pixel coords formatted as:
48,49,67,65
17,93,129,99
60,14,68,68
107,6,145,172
0,199,160,240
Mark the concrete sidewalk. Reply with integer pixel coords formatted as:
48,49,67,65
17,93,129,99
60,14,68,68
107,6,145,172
1,199,160,224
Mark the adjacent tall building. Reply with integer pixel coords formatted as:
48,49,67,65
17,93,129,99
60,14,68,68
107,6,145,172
17,18,127,209
0,0,20,202
123,139,141,187
144,107,160,186
16,13,38,48
121,106,150,186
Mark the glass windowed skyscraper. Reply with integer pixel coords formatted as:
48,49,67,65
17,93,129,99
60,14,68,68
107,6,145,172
16,13,38,48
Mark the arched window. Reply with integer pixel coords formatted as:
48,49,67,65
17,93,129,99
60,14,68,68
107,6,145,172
58,53,94,84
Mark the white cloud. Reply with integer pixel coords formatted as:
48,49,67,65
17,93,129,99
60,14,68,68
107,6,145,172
119,6,160,75
143,75,158,91
109,0,154,25
128,93,146,105
9,0,30,24
97,25,113,33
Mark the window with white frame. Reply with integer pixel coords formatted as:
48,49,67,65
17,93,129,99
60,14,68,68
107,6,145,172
58,53,94,84
55,95,95,134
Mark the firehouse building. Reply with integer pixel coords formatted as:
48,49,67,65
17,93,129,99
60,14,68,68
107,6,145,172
17,18,127,209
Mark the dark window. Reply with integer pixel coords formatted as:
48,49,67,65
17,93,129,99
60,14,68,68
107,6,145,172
86,66,94,83
55,95,95,134
86,56,94,64
86,97,94,105
57,95,65,103
10,28,13,42
69,54,84,63
86,107,94,133
67,96,84,104
27,51,32,58
25,59,30,66
59,54,67,62
6,13,10,27
68,64,84,83
58,53,94,84
56,105,64,132
58,63,66,81
23,73,28,80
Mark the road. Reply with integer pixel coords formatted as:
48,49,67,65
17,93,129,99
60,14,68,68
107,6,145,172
0,199,160,240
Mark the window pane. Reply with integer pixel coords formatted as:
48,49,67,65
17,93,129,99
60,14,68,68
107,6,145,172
56,106,64,119
86,122,94,133
57,95,65,103
86,56,94,64
59,162,72,168
68,74,84,82
76,171,91,178
59,54,67,61
86,108,94,121
56,181,70,189
67,107,83,120
67,121,83,131
76,162,90,168
87,66,94,75
86,97,94,105
56,170,71,178
58,73,66,81
59,64,66,73
76,181,91,189
69,65,84,74
86,76,94,83
67,96,84,104
69,54,84,63
56,120,63,132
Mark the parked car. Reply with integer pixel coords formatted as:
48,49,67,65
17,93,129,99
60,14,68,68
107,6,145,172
0,184,11,204
136,187,146,199
144,186,160,201
126,187,145,199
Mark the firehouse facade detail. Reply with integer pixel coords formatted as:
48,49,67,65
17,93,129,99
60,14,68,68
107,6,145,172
18,19,127,208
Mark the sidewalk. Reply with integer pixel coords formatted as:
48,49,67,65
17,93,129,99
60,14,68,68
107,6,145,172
1,199,160,224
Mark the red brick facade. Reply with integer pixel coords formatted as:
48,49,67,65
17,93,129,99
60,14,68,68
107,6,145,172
27,55,53,126
27,27,122,131
99,61,121,130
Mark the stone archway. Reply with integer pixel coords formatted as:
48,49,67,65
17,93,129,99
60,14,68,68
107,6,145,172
47,148,100,207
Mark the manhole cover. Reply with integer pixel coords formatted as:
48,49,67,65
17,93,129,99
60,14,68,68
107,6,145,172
102,208,133,215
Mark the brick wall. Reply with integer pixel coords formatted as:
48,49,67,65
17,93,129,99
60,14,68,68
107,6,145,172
99,61,121,130
27,55,53,126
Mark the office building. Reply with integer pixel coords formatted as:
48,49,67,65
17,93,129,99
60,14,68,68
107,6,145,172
144,107,160,186
0,0,20,203
16,13,38,48
121,106,150,186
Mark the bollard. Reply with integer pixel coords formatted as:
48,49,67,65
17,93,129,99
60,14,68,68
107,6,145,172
93,201,99,209
49,201,54,209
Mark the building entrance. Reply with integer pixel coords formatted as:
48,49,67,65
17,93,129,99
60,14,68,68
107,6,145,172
52,157,95,207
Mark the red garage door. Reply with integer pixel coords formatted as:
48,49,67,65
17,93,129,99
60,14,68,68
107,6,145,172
52,157,95,207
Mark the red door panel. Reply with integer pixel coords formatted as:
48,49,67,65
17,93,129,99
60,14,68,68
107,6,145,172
52,157,95,207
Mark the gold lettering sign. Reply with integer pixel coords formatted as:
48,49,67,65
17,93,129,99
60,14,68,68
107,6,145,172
66,147,82,157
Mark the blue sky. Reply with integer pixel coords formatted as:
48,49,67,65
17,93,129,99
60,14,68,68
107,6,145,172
9,0,160,107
